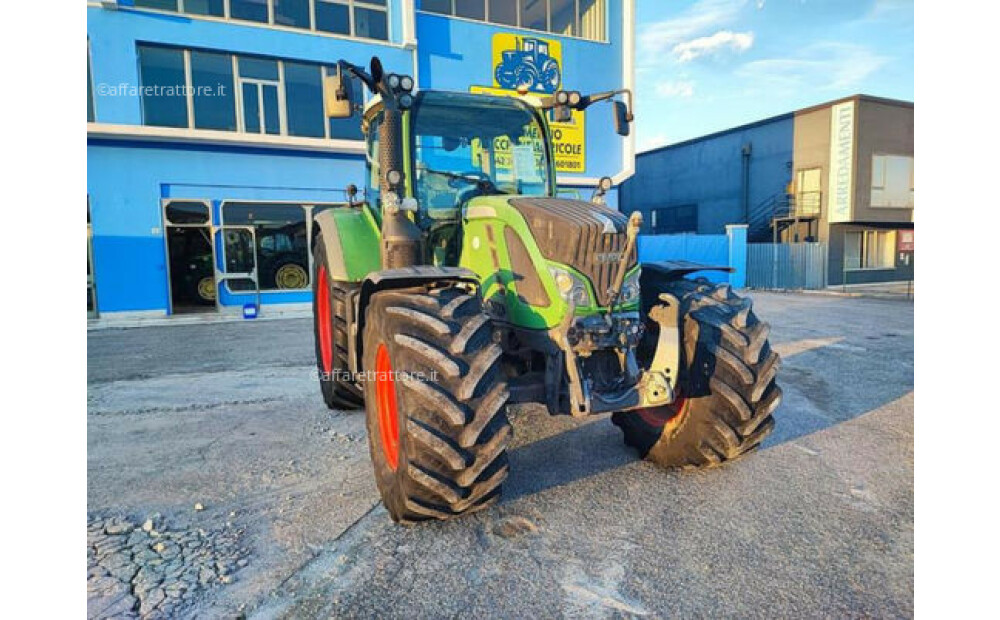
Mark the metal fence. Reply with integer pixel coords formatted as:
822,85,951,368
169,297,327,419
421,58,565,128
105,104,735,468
747,243,828,290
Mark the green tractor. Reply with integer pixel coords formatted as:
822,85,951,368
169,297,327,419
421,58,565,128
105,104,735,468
313,58,781,523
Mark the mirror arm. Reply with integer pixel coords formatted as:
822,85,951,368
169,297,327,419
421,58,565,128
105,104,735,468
578,88,633,118
336,60,379,96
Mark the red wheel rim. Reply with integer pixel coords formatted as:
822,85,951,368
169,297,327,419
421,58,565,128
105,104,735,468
374,343,400,470
637,396,688,430
316,265,333,375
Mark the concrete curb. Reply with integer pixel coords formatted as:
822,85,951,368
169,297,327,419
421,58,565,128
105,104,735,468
87,310,312,331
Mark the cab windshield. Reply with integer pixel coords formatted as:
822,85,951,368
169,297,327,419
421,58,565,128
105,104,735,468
411,91,552,214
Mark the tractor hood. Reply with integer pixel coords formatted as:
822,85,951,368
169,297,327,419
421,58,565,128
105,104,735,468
507,197,637,306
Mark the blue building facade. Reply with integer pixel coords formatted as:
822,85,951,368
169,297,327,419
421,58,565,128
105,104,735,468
87,0,634,319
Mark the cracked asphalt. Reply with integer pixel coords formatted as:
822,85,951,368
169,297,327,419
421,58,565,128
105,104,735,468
87,291,913,618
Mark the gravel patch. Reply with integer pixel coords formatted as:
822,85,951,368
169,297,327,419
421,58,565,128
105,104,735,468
87,513,249,619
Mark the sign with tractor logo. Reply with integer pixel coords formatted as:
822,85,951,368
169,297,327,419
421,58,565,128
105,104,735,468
470,85,586,174
493,33,562,94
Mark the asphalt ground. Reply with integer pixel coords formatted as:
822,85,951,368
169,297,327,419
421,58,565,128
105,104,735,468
87,291,914,618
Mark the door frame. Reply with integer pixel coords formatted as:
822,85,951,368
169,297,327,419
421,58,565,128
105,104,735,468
161,199,217,315
87,197,98,319
215,224,261,314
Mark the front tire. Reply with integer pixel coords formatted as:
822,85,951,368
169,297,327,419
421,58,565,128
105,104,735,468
613,280,781,468
362,286,511,523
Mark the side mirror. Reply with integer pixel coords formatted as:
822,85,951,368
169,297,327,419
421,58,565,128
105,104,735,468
591,176,613,205
370,56,384,85
324,75,352,119
613,101,632,137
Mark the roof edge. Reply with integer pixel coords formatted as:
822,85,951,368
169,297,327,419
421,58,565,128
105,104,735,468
638,93,914,157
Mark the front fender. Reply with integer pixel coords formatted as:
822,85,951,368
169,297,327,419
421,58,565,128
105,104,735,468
313,206,381,282
352,266,481,374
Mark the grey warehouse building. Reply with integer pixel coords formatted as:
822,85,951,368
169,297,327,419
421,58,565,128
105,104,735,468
621,95,914,286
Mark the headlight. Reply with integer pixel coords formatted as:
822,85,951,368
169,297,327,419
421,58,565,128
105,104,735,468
548,266,591,307
619,268,641,305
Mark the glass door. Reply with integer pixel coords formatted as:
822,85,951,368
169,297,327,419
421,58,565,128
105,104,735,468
217,225,261,314
162,200,217,315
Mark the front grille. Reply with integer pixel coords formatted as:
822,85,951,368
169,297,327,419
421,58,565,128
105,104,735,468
509,198,637,306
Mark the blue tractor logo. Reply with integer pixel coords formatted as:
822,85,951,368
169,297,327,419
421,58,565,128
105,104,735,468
494,37,562,94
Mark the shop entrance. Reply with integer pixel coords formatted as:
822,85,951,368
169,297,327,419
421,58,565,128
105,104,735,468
163,201,216,315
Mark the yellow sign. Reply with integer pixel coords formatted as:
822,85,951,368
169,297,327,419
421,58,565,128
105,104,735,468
492,33,563,94
470,85,586,174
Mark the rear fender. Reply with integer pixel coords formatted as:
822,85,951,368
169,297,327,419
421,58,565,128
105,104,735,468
641,260,734,282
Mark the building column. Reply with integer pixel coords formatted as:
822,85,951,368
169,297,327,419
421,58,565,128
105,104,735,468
726,224,748,288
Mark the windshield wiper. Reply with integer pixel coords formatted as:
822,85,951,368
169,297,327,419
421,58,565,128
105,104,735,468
419,166,506,195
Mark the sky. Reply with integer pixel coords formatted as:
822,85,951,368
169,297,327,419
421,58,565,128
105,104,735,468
633,0,914,150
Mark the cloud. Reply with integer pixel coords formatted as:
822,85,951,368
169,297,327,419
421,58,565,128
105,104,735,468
638,133,673,152
673,30,755,62
655,80,696,98
639,0,748,56
736,42,888,92
866,0,913,20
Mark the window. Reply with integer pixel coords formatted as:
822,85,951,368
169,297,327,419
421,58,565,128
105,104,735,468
138,46,188,128
550,0,576,36
871,154,914,208
455,0,485,20
87,46,95,122
578,0,605,40
845,230,896,270
419,0,605,41
274,0,311,27
284,62,324,138
365,112,382,208
315,0,351,34
650,205,698,234
230,0,270,22
165,201,212,225
191,51,237,131
222,203,310,291
130,0,390,41
520,0,548,31
185,0,225,16
488,0,517,25
134,0,179,10
354,3,389,40
795,167,822,216
237,57,281,135
137,46,365,141
422,0,450,14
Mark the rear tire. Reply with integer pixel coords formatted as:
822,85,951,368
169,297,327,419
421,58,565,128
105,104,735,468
361,286,511,523
312,236,363,410
612,279,781,468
